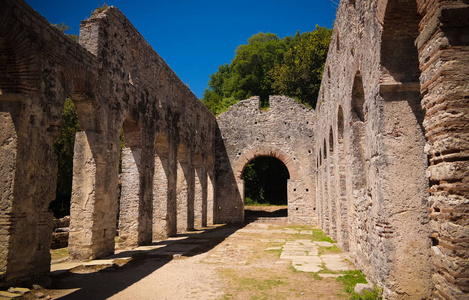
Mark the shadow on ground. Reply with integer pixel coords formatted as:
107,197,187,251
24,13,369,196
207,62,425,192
244,206,287,223
49,224,245,299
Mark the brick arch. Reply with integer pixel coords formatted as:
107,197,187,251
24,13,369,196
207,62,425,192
233,146,299,180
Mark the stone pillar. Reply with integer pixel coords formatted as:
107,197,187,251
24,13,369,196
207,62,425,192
69,131,118,260
0,108,17,284
416,3,469,297
69,132,97,259
153,154,169,239
336,139,349,250
117,147,141,248
0,102,54,285
327,155,337,241
315,167,322,229
166,142,178,236
322,163,330,235
207,172,215,225
176,160,195,232
194,168,207,228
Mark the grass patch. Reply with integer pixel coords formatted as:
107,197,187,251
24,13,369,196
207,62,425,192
285,225,312,230
50,247,69,261
312,229,335,243
265,248,282,257
336,270,382,299
318,245,342,255
337,270,367,293
220,268,285,293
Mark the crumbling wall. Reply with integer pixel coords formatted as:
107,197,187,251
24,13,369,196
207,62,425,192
215,96,316,224
415,1,469,299
315,0,468,299
0,0,216,287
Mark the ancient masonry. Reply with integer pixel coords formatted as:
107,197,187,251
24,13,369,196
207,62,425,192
0,0,467,299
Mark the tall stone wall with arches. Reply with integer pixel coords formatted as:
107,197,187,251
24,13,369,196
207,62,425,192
314,0,469,298
215,95,316,224
0,0,216,287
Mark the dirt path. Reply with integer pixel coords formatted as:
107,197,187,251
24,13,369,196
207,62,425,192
40,217,356,299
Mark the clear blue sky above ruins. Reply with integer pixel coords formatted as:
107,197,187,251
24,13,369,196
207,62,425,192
25,0,337,99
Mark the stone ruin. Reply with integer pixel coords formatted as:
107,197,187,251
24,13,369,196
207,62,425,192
0,0,468,299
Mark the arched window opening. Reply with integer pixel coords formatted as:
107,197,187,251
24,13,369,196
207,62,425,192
323,139,327,158
242,156,289,220
352,73,365,122
329,127,334,153
380,0,420,83
338,106,345,140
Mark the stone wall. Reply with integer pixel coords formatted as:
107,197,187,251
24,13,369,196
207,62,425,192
1,0,468,297
314,0,468,299
51,217,70,250
0,0,216,287
215,96,316,224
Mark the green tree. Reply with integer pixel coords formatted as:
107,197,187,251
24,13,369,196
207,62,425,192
53,23,79,42
228,32,288,106
202,28,331,114
50,98,81,217
271,26,332,108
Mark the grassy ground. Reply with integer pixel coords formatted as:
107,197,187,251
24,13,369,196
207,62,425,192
215,224,382,300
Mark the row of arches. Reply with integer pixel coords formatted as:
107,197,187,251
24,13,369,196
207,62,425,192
314,0,435,297
0,1,218,286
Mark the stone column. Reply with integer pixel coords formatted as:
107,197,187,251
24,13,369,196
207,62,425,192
69,131,119,260
176,160,195,232
0,101,55,285
0,108,17,284
416,3,469,298
194,168,207,228
336,139,349,250
166,142,178,236
117,147,141,248
327,155,337,241
207,172,215,225
153,154,169,239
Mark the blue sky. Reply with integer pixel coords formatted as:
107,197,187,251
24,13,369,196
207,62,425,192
25,0,337,99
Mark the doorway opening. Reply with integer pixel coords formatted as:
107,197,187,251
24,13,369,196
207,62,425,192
49,98,80,253
241,156,290,221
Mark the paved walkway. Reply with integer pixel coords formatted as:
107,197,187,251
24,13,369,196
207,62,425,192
13,220,356,299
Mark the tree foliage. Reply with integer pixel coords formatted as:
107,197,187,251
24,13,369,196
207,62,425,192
270,26,332,108
202,27,332,114
50,98,81,217
53,23,79,42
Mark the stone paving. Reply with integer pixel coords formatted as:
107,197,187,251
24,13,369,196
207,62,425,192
39,221,357,299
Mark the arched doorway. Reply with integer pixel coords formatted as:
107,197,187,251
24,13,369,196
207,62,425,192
241,156,290,221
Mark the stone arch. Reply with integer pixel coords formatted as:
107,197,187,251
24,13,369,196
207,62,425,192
233,146,307,222
234,146,299,181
